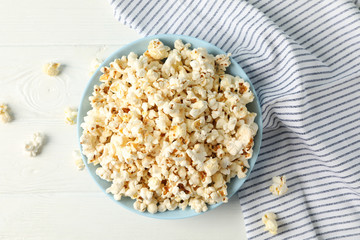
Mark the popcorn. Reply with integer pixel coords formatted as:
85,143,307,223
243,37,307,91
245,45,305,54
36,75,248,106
162,50,182,77
64,107,77,125
168,123,187,142
0,104,11,123
189,198,208,213
155,113,171,132
227,116,237,132
270,176,288,196
204,158,219,177
96,167,112,181
80,39,258,214
189,172,200,185
43,62,61,76
148,177,161,191
73,150,85,170
226,140,245,156
186,144,207,168
89,58,103,76
212,172,225,189
145,39,170,60
189,100,208,118
147,202,158,214
165,199,178,211
24,132,45,157
140,188,153,200
215,53,231,72
133,200,147,212
226,125,253,156
262,212,278,235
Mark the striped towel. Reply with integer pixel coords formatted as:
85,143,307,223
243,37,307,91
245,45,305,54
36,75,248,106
109,0,360,239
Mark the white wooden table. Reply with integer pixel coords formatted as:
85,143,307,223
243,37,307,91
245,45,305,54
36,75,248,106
0,1,247,239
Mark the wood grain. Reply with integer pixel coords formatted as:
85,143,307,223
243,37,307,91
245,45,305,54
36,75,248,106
0,0,139,46
0,194,244,240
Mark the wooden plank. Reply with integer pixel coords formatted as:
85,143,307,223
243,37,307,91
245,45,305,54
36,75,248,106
0,0,140,46
0,194,245,240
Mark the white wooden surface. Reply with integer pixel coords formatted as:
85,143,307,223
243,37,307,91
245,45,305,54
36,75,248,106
0,1,247,239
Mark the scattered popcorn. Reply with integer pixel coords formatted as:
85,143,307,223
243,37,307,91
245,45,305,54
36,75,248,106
0,103,11,123
89,58,103,76
80,39,258,214
262,212,278,235
270,176,288,196
64,107,77,125
24,132,45,157
73,150,85,170
43,62,61,76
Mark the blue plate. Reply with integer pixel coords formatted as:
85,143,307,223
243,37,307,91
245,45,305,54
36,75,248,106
77,34,262,219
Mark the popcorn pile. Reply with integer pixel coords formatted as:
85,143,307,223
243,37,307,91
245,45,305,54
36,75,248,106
80,39,258,214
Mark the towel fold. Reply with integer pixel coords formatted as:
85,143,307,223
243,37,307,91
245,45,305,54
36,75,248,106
109,0,360,238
